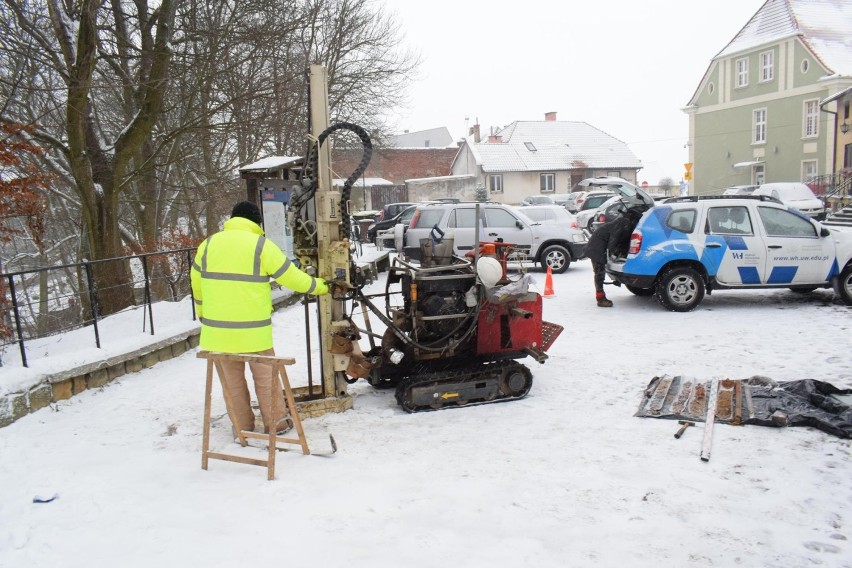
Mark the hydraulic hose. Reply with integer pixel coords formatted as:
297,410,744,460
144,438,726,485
295,122,373,243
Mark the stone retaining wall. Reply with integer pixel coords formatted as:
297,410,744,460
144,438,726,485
0,253,390,428
0,330,202,428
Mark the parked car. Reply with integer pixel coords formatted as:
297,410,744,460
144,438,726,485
589,196,628,232
575,190,616,230
563,191,588,213
517,204,580,227
574,177,655,232
753,182,826,220
549,193,573,208
378,202,419,223
403,202,588,273
606,195,852,311
520,195,555,206
366,204,418,244
722,184,758,196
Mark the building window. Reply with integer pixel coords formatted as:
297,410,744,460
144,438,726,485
801,59,809,73
606,171,621,178
802,160,817,183
736,57,749,88
753,108,766,144
489,174,503,193
708,82,715,95
540,173,555,193
759,51,774,82
803,99,819,138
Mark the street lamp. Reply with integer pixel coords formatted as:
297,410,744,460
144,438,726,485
841,121,850,134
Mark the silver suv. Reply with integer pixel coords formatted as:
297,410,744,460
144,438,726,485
403,202,587,273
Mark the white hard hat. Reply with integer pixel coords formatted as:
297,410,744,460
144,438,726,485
476,257,503,288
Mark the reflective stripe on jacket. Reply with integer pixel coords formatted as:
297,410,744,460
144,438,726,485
190,216,328,353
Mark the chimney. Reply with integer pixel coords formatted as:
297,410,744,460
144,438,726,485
487,134,502,143
545,111,557,121
468,123,481,143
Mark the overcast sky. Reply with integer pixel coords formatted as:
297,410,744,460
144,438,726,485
379,0,767,185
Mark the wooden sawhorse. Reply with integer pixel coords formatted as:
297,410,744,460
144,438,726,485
198,350,310,480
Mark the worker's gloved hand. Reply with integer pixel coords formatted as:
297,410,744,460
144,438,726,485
328,279,353,292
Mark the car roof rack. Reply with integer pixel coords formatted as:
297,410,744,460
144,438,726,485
664,195,781,204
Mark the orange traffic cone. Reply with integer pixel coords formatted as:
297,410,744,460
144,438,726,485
543,265,555,298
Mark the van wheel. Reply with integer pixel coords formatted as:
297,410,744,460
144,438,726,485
540,245,571,274
838,264,852,305
656,267,704,312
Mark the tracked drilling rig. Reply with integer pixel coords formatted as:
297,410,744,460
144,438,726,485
287,65,562,414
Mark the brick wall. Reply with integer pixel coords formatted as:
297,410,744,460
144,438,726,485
333,147,459,184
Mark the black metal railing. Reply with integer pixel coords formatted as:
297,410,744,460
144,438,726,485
808,171,852,201
0,248,197,368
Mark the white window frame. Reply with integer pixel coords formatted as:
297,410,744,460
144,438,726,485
759,50,774,82
803,99,819,138
801,160,818,183
752,164,765,186
489,174,503,193
736,57,749,88
753,108,766,144
539,173,555,193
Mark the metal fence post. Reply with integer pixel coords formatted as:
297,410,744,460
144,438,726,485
83,262,101,349
8,275,28,368
142,255,154,335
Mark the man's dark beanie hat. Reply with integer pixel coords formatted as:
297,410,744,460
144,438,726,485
231,201,263,225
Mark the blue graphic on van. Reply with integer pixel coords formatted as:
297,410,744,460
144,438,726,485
737,266,761,284
767,266,798,284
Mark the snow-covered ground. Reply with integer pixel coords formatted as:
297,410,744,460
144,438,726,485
1,251,851,568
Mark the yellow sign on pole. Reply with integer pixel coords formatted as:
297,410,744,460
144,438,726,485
684,162,693,181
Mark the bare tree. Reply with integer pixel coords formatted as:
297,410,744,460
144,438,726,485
0,0,420,316
1,0,180,315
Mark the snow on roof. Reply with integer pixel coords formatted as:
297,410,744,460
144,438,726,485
715,0,852,76
474,121,642,173
239,156,303,172
390,127,455,149
332,177,395,186
406,174,475,184
820,84,852,107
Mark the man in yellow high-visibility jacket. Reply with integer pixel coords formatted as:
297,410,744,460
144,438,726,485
191,201,329,435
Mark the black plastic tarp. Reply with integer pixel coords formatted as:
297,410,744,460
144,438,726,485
635,375,852,439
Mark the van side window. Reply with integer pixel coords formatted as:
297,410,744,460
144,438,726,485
706,206,753,235
757,207,817,237
666,210,696,233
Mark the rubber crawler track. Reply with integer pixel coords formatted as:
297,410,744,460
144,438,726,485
395,359,533,413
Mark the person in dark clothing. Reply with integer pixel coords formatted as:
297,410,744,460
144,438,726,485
584,207,644,307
